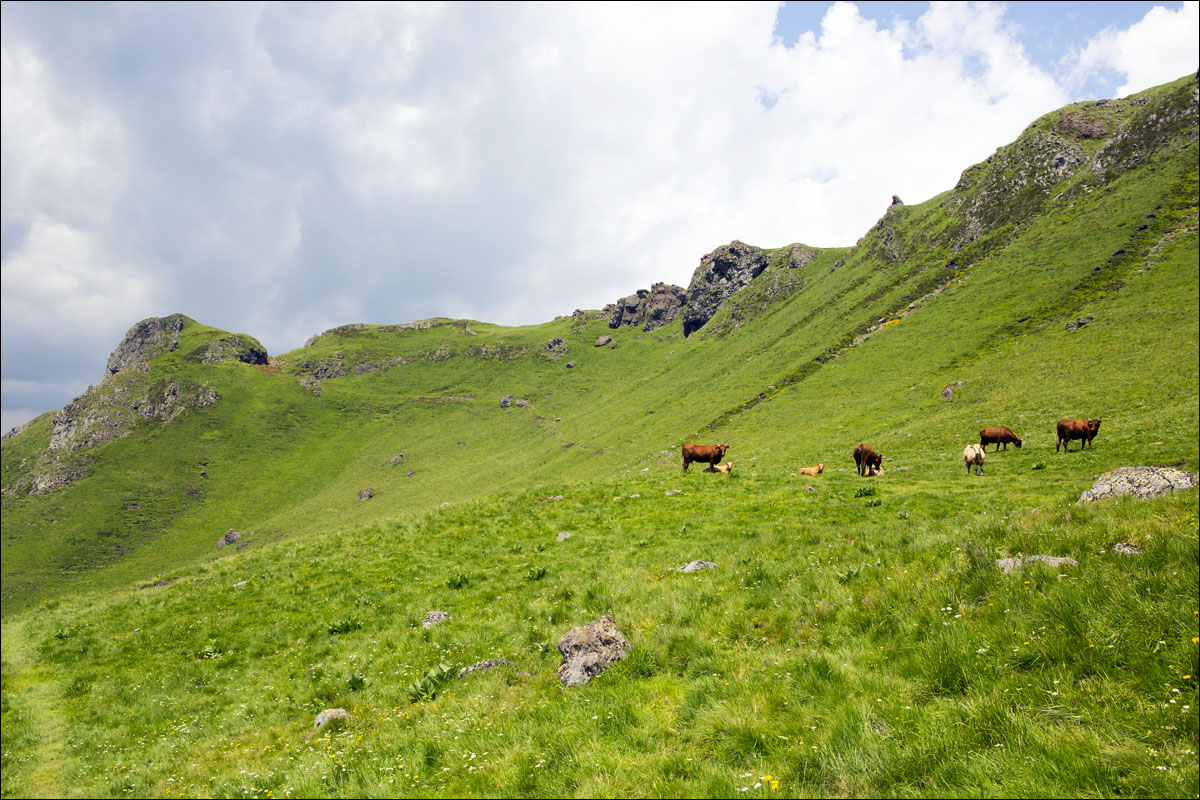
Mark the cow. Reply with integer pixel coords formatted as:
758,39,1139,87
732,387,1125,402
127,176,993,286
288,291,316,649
963,443,986,475
714,462,734,474
979,426,1022,451
682,443,729,471
853,444,882,477
796,464,825,476
1056,418,1101,452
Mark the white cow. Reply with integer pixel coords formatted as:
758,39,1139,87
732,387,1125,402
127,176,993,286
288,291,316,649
963,443,986,475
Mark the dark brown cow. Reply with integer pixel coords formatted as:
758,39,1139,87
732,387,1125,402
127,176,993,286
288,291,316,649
1056,418,1101,452
682,443,729,471
979,426,1023,451
853,443,882,476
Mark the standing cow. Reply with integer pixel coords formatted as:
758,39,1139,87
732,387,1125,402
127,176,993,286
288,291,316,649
1056,419,1101,452
979,426,1022,451
853,444,882,477
682,443,729,471
963,443,986,475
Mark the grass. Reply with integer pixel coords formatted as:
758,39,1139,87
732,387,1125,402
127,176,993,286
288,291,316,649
1,73,1198,797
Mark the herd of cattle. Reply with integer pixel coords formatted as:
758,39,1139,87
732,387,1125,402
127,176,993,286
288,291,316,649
680,418,1102,477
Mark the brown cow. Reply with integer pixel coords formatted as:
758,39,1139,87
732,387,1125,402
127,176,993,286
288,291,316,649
853,444,882,477
796,464,825,476
682,443,729,471
979,426,1022,451
1056,418,1101,452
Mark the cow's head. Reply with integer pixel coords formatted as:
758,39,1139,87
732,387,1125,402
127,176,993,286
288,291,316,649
1014,438,1023,448
1088,418,1101,432
717,444,729,457
871,452,883,467
816,463,825,473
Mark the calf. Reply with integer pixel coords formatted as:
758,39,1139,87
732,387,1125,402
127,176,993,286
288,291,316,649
714,462,734,474
963,443,986,475
682,442,729,471
1056,418,1101,452
796,464,825,476
853,444,882,477
979,426,1022,451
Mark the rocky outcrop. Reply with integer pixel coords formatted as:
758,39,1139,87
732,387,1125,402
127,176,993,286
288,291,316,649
46,380,218,457
1077,466,1197,503
556,615,630,686
186,335,268,366
996,555,1078,574
216,529,241,550
676,561,717,573
680,242,770,336
606,283,686,331
543,337,569,358
106,315,187,377
456,658,512,679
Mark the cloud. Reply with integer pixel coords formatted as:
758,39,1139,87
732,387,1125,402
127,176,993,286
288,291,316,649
1071,2,1199,97
2,1,1197,423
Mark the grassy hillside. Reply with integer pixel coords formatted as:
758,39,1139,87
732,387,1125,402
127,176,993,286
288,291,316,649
1,74,1197,797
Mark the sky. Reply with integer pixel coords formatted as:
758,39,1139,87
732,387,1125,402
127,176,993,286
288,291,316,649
2,1,1198,431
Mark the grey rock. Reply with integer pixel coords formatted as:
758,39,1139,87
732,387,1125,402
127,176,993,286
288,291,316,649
457,658,512,679
594,335,613,347
1111,542,1142,556
358,488,373,501
556,531,574,542
676,561,717,573
216,529,240,550
565,362,575,369
664,489,681,496
890,194,904,207
680,241,770,336
391,454,404,465
304,323,370,348
996,555,1079,574
607,283,687,331
941,380,967,399
543,337,568,357
422,610,449,628
1078,466,1197,503
313,708,350,730
234,580,249,587
500,395,513,409
106,315,187,378
804,486,815,492
556,615,631,686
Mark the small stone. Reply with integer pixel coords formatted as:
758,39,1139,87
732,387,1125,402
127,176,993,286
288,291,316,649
941,381,966,399
557,532,574,542
314,708,350,730
676,561,717,573
565,362,575,369
804,486,815,492
234,580,248,588
594,335,613,347
216,529,240,549
358,488,373,501
422,610,449,628
665,489,681,496
995,555,1079,574
1111,542,1142,556
391,454,404,465
457,658,512,679
556,615,631,687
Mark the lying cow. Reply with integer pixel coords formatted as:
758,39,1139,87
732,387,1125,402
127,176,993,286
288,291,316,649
682,442,729,471
796,464,825,476
853,444,882,477
714,462,734,474
963,443,986,475
979,426,1022,451
1056,418,1101,452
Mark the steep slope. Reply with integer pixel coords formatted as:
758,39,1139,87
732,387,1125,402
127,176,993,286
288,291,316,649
1,74,1196,618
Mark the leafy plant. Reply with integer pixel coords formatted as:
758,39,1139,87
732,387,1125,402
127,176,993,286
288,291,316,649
854,485,878,498
405,662,455,703
526,566,547,581
445,573,469,589
327,617,362,635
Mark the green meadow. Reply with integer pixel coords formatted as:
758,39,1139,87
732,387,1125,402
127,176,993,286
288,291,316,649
2,75,1197,797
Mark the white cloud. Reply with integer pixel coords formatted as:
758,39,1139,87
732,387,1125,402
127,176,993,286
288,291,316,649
1072,2,1199,97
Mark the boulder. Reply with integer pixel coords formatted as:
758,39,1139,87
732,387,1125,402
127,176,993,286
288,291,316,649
313,708,350,730
606,283,686,331
996,555,1078,574
556,531,574,542
216,529,240,550
1111,542,1142,556
457,658,512,679
680,242,770,336
106,314,187,378
941,380,966,399
358,488,373,501
422,610,449,628
556,615,631,687
594,335,613,347
676,561,717,573
1078,466,1197,503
